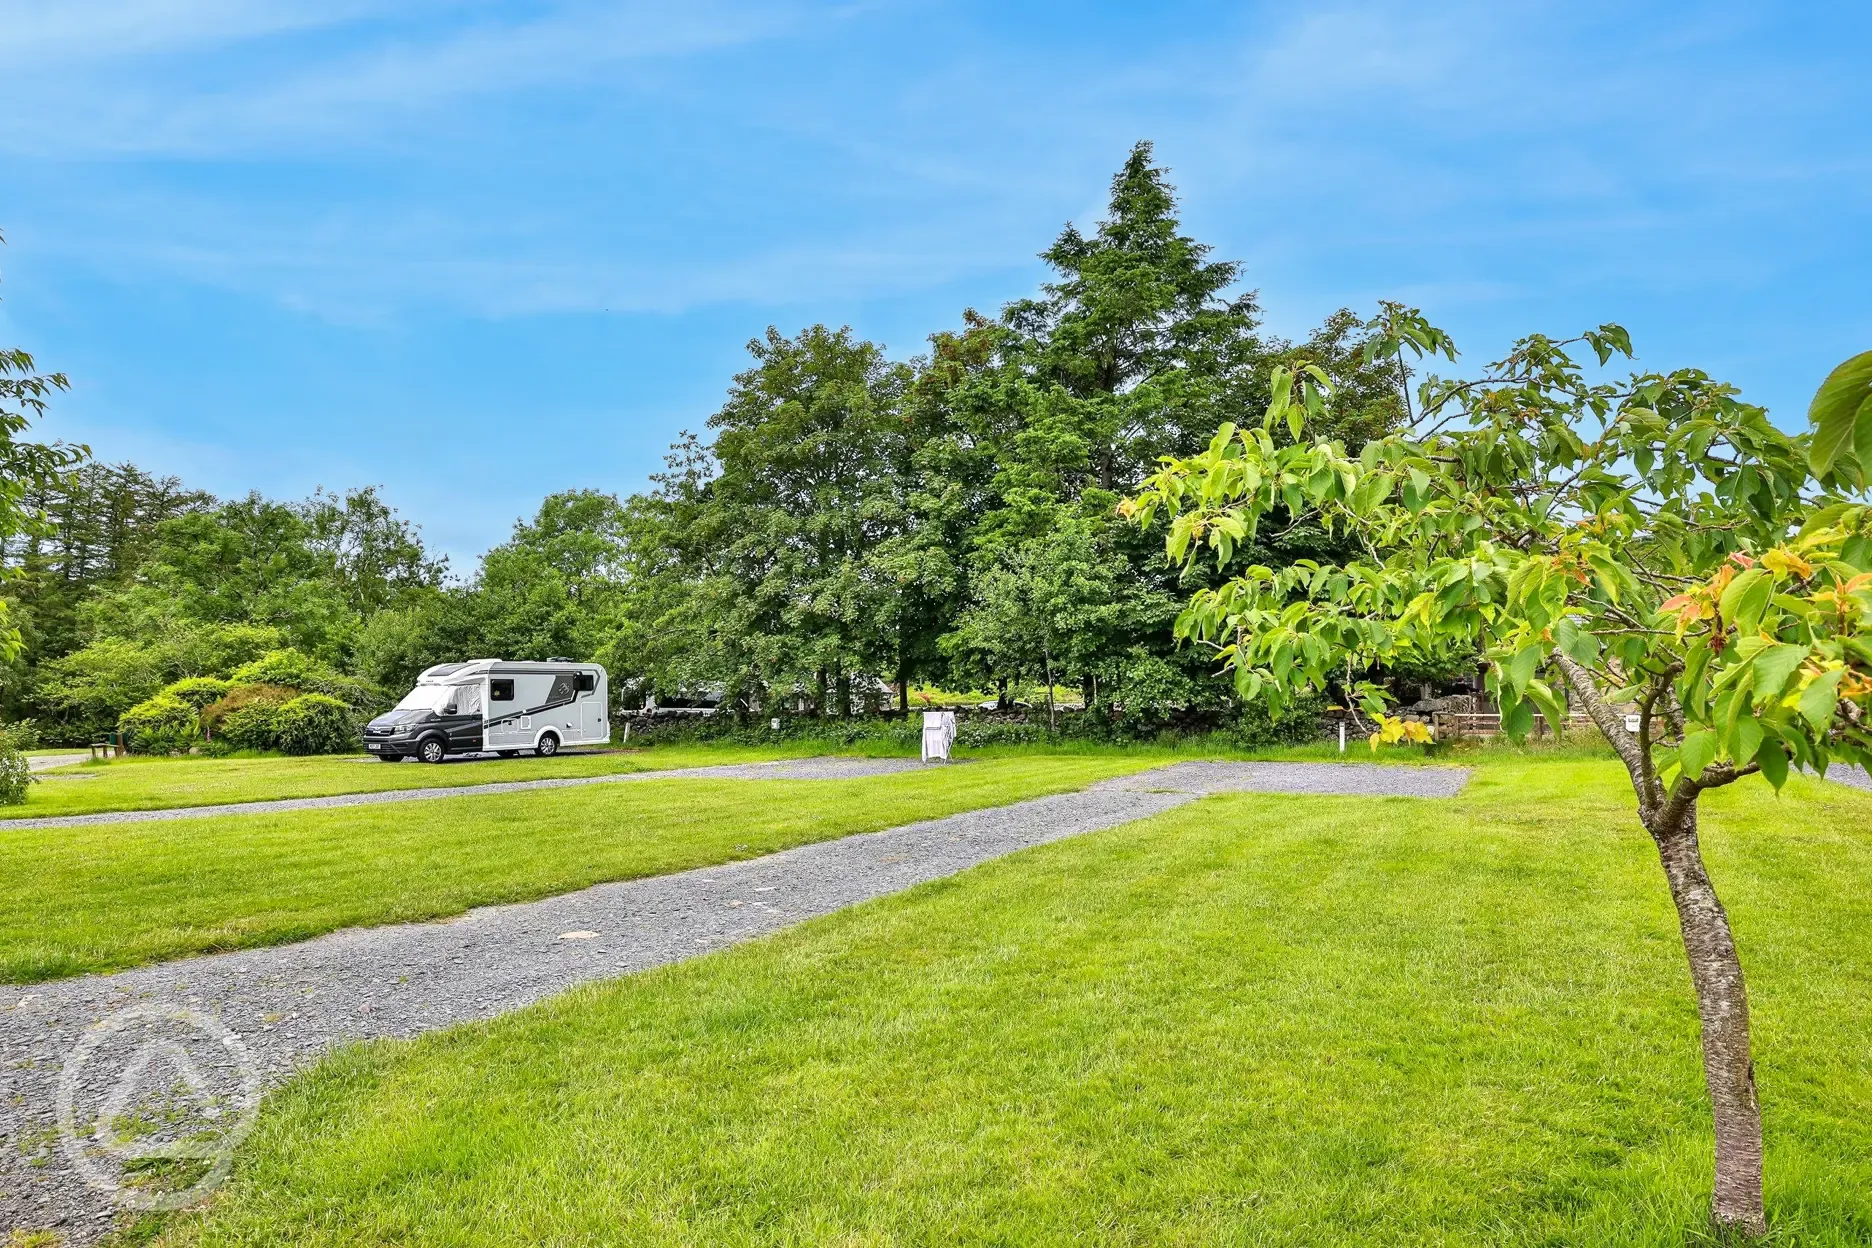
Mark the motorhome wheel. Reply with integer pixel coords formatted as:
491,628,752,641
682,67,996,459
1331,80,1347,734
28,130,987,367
536,732,559,757
419,738,447,764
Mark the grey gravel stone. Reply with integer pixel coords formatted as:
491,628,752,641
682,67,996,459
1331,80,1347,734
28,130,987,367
1818,764,1872,791
0,755,937,832
1095,760,1472,798
0,759,1466,1240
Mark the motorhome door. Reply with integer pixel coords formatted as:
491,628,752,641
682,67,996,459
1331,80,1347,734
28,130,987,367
485,676,527,751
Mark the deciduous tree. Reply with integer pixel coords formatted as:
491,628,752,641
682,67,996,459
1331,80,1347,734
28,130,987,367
1125,312,1872,1239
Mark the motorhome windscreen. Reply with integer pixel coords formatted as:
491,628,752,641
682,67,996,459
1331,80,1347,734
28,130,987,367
393,685,454,712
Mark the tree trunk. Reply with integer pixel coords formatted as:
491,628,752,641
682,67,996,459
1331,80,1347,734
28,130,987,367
996,677,1009,711
1551,650,1767,1238
897,673,909,716
1651,805,1766,1240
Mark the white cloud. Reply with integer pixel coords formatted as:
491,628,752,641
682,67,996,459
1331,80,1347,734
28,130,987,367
0,0,389,61
0,1,819,156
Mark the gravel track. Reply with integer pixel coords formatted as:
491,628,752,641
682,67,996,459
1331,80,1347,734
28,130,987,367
1,760,1467,1241
0,755,935,831
1821,765,1872,792
1096,760,1472,797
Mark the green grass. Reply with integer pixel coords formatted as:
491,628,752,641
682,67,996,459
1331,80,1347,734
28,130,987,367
0,756,1154,983
153,758,1872,1247
2,732,1611,819
0,744,862,820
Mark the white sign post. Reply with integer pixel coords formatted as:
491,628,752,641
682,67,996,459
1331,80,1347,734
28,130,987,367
921,710,957,762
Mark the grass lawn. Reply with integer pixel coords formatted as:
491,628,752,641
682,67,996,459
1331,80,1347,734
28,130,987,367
155,757,1872,1247
0,745,859,821
0,756,1153,983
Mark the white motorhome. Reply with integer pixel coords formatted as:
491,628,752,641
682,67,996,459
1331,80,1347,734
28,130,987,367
362,659,610,763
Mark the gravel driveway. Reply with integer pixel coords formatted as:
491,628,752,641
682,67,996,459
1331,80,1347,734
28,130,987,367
1,760,1468,1241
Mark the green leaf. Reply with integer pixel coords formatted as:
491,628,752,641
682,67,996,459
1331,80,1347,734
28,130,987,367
1506,645,1541,695
1735,572,1774,636
1756,735,1789,791
1680,728,1718,779
1808,350,1872,477
1525,680,1568,735
1729,714,1763,767
1798,668,1846,730
1750,643,1808,702
1718,567,1764,627
1553,616,1598,663
1501,697,1534,740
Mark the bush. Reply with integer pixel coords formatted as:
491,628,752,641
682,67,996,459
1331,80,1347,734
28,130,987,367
1228,692,1326,748
201,683,297,735
0,719,42,752
230,650,384,714
955,719,1048,748
0,723,34,805
119,693,201,753
217,704,285,752
163,676,234,711
274,694,357,756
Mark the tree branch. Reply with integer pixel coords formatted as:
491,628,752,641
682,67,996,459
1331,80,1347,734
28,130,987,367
1553,650,1647,783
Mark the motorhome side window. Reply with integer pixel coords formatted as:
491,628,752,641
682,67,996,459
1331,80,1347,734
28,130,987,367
490,679,515,702
576,672,596,693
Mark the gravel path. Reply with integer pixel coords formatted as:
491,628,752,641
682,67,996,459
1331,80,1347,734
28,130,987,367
0,755,935,831
26,754,89,773
1097,760,1472,797
1,760,1467,1241
1820,764,1872,792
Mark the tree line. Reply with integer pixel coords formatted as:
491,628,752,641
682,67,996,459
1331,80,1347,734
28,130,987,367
2,145,1427,743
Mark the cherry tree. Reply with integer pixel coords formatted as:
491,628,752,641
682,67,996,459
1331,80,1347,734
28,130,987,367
1122,310,1872,1239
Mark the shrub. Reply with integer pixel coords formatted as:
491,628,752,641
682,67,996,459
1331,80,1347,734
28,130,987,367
230,650,384,714
1229,692,1326,748
201,683,297,736
955,719,1048,748
0,723,34,805
274,694,357,756
163,676,234,711
229,648,327,689
119,693,200,752
0,719,42,752
218,704,285,752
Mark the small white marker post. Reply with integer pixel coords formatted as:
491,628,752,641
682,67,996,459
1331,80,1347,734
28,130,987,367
1339,721,1347,753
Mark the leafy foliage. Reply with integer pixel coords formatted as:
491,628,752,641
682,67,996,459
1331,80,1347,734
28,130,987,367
1124,310,1868,789
273,694,356,756
119,692,200,752
0,720,32,804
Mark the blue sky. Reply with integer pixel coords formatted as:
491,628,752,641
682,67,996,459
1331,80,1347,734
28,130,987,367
1,1,1867,568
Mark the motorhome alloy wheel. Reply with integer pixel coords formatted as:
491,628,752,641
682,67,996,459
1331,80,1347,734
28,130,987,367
536,733,559,757
420,738,447,764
